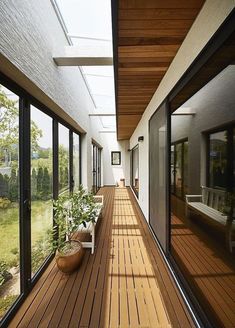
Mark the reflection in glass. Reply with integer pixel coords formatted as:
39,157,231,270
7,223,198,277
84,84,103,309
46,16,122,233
183,141,189,195
175,143,182,197
209,131,227,189
31,106,53,276
59,124,69,195
0,85,20,318
171,140,188,199
73,133,80,191
170,67,235,328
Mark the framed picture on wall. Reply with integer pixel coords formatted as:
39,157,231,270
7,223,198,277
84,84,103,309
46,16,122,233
111,151,121,165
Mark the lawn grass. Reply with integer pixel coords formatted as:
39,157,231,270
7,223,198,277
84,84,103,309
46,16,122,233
0,200,53,266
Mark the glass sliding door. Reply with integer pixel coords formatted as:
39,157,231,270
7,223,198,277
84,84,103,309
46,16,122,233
73,133,80,191
0,85,20,318
30,106,53,276
0,76,83,325
92,143,101,193
170,67,235,328
59,124,70,195
149,102,168,251
131,145,139,197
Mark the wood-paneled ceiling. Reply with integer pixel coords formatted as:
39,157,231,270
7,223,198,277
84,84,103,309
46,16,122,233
113,0,205,140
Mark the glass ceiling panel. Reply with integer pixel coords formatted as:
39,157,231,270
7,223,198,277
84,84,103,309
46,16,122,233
85,75,115,99
100,116,116,128
92,95,115,109
56,0,116,130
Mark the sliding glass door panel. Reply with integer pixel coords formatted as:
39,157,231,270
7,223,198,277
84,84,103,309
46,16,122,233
149,102,168,252
58,124,70,195
30,106,53,277
0,85,21,318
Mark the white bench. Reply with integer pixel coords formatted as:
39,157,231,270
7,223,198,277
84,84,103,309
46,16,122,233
78,195,104,254
186,186,235,252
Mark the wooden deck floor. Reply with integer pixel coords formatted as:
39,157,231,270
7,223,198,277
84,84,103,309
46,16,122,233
171,214,235,328
9,187,194,328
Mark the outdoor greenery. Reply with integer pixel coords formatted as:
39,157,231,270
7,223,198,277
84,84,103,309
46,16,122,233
0,261,12,287
0,295,18,318
0,74,72,319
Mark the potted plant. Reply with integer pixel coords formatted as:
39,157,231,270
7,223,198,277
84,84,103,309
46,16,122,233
49,185,100,273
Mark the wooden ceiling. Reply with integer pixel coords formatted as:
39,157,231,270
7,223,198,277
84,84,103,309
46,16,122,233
113,0,205,140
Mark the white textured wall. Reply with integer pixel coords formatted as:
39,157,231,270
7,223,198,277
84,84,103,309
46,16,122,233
101,133,130,186
130,0,235,220
0,0,127,190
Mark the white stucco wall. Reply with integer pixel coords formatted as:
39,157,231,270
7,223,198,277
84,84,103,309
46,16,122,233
129,0,235,220
101,133,130,186
0,0,128,190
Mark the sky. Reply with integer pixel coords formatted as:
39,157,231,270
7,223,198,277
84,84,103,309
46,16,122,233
56,0,116,129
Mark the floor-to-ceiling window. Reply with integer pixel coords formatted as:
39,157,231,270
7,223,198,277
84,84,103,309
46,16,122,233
149,102,168,251
58,124,70,195
0,75,82,325
0,85,20,319
30,106,53,276
131,145,139,198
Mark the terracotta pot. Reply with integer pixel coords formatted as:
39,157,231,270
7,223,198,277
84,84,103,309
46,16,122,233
56,240,84,274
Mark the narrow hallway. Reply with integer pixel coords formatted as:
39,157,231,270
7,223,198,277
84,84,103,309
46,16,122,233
9,188,193,328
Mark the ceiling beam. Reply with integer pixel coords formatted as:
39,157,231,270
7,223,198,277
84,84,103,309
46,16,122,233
53,45,113,66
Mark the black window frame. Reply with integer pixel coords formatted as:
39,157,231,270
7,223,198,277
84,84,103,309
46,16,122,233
0,71,82,327
111,151,121,165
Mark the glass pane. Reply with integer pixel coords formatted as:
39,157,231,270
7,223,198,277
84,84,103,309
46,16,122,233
59,124,69,195
73,133,80,192
183,141,189,196
31,106,53,276
149,104,168,251
170,66,235,328
175,143,182,197
132,147,139,197
209,131,228,189
0,85,20,318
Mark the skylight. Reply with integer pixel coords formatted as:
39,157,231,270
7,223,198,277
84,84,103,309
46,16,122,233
55,0,116,130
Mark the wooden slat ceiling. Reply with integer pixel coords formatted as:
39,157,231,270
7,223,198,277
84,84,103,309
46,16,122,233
114,0,205,140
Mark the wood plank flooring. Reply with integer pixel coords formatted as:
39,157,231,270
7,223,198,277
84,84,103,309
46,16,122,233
9,187,193,328
171,214,235,328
